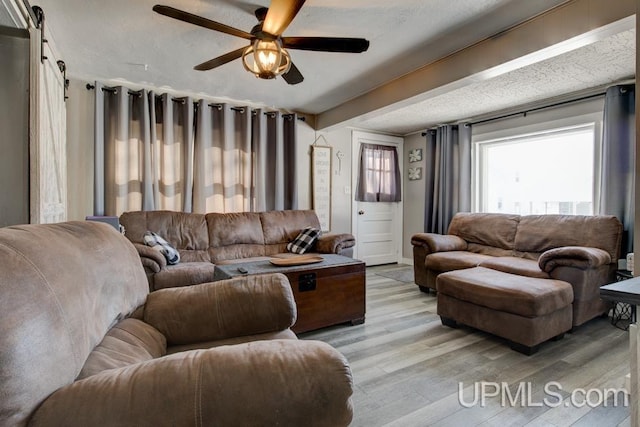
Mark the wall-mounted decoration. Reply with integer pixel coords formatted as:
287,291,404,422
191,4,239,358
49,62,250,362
311,144,332,232
409,148,422,163
408,167,422,181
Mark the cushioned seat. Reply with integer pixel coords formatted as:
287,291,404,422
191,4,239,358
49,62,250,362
478,256,550,279
436,266,574,354
425,251,493,272
437,267,572,317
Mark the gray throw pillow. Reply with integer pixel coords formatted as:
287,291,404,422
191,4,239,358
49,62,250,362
143,231,180,265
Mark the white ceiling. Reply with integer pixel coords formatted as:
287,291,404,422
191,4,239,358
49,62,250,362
19,0,638,135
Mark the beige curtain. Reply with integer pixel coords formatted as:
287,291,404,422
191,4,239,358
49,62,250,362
194,103,251,213
94,83,297,216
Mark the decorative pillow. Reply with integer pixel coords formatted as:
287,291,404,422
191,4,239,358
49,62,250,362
143,231,180,265
287,227,321,254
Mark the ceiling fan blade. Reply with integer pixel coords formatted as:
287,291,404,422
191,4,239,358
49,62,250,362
283,37,370,53
282,62,304,85
153,5,252,40
262,0,306,36
194,47,246,71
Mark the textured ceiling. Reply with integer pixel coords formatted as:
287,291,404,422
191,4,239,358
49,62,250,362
14,0,636,135
357,28,636,135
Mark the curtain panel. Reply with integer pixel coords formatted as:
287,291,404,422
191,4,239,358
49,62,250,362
597,84,635,255
94,84,298,216
355,143,401,202
423,124,471,234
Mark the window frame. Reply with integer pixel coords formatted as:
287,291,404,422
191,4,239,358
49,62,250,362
471,98,604,214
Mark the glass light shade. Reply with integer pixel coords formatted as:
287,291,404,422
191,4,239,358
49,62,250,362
242,39,291,79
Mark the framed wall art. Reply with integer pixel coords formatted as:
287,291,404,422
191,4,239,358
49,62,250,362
409,148,422,163
311,144,332,232
408,167,422,181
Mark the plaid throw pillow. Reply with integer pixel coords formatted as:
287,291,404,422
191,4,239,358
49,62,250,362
286,227,321,254
143,231,180,265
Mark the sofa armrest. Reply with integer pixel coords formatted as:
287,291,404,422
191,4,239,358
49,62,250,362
29,340,354,427
317,233,355,254
143,273,296,345
411,233,467,253
132,242,166,273
538,246,612,273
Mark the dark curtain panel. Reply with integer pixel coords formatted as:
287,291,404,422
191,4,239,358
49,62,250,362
424,124,471,234
355,143,401,202
598,84,635,255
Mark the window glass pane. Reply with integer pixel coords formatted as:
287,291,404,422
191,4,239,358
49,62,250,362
479,125,594,215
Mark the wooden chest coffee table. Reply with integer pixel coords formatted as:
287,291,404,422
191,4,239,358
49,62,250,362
213,254,366,333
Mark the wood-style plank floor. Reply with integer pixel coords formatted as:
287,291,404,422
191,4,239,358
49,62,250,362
300,264,631,427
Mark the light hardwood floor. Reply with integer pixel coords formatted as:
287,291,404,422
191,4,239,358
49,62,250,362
301,264,631,427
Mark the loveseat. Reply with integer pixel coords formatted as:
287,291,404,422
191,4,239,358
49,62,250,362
411,213,623,353
0,221,354,426
120,209,355,290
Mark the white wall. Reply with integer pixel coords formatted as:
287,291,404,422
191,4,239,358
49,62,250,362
402,132,426,261
66,78,94,221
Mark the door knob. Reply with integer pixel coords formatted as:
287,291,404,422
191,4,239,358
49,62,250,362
358,210,365,215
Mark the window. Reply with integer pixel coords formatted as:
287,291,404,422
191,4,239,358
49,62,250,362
475,124,596,215
355,144,401,202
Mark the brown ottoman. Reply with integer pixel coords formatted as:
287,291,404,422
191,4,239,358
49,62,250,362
436,266,573,355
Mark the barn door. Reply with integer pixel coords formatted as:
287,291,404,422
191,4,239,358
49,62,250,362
29,23,67,224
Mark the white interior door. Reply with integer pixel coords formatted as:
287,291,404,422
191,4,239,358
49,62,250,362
351,131,403,266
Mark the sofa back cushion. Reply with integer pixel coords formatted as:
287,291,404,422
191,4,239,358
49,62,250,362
120,211,210,263
514,214,622,261
206,212,266,262
0,222,148,426
448,213,519,256
260,210,322,255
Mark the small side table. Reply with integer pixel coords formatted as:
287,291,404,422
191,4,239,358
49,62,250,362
600,277,640,426
612,270,636,330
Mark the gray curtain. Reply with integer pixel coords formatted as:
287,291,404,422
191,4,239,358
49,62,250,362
252,111,298,211
355,144,401,202
597,84,635,255
94,83,297,216
424,124,471,234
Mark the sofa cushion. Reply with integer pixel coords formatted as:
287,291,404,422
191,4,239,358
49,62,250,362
448,213,520,251
514,214,622,261
78,318,167,380
425,251,493,272
479,257,550,279
207,212,266,263
436,267,573,317
287,227,321,254
153,262,217,290
0,222,149,426
260,210,322,245
121,211,209,251
144,231,180,265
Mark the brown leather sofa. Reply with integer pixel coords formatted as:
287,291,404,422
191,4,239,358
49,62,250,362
120,209,356,290
0,221,354,427
411,213,623,353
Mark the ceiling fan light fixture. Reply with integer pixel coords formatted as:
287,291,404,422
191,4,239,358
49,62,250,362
242,39,291,80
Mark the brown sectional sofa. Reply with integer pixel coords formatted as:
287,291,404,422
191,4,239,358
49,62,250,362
412,213,623,353
120,209,355,290
0,221,354,427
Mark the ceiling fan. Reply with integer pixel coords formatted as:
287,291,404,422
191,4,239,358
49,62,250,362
153,0,370,85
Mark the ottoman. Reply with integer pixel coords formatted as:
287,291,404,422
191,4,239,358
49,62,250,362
436,266,574,355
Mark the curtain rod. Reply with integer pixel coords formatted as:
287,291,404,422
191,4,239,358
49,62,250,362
85,83,305,121
421,91,608,137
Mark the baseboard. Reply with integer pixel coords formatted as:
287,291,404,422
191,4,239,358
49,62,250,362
401,257,413,266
